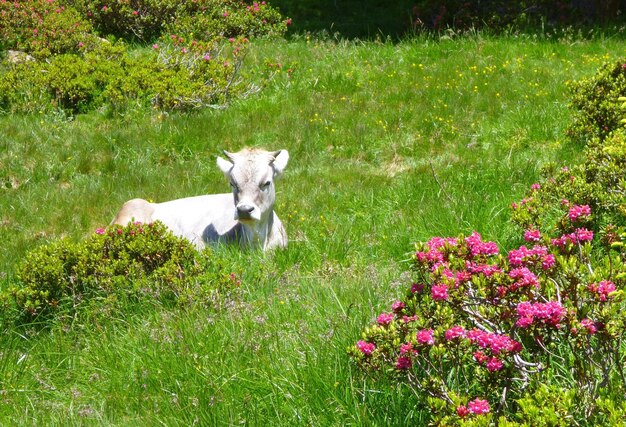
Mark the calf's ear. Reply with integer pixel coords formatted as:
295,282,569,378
217,153,234,176
271,149,289,177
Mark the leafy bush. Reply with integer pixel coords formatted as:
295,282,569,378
1,221,238,323
512,129,626,237
0,36,256,114
0,0,93,58
410,1,622,32
567,60,626,144
70,0,288,42
350,218,625,424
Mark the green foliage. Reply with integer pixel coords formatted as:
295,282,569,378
70,0,288,42
512,129,626,242
0,36,255,114
0,0,93,58
2,221,237,323
567,60,626,143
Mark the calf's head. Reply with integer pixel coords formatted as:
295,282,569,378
217,148,289,223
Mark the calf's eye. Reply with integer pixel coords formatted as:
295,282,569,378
260,181,271,190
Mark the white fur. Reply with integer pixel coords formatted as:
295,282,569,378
112,148,289,250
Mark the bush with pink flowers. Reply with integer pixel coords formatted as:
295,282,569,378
70,0,288,42
0,0,94,58
350,204,626,424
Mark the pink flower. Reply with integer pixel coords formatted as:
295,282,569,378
531,183,541,190
468,398,490,415
465,231,499,257
102,5,108,12
396,356,412,369
356,340,376,355
411,283,424,293
400,342,414,355
568,204,591,222
541,254,556,270
457,405,469,417
516,300,565,327
576,228,594,242
416,329,435,345
132,10,138,15
589,280,616,302
391,300,405,313
509,267,539,289
445,326,466,341
377,312,394,326
524,228,541,242
580,318,597,334
152,43,159,49
95,227,105,235
486,357,504,371
431,284,449,301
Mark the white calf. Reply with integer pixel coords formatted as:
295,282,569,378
113,148,289,250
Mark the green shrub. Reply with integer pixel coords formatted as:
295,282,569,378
567,60,626,144
511,129,626,248
0,0,93,58
0,36,255,114
2,221,238,323
70,0,288,42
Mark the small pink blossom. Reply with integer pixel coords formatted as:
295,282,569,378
431,284,449,301
456,405,469,418
486,357,504,372
152,43,159,49
95,227,105,235
400,342,414,355
524,228,541,242
377,312,394,326
396,356,412,369
391,300,405,313
416,329,435,345
589,280,616,302
568,204,591,222
580,318,597,334
356,340,376,355
445,326,466,341
468,398,490,415
530,183,541,190
575,228,594,242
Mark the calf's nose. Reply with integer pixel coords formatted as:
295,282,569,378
236,204,255,219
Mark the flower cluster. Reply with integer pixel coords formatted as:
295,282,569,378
516,301,566,328
350,196,625,423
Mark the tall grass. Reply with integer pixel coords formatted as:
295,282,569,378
0,34,625,424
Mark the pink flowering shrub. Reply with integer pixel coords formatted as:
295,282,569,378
71,0,288,42
0,0,94,58
349,203,626,424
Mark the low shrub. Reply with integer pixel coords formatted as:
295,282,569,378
350,216,625,424
70,0,288,42
0,36,256,114
1,221,239,323
512,129,626,239
0,0,93,59
567,60,626,144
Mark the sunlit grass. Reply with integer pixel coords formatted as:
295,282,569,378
0,34,625,424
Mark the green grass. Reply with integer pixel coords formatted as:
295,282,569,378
1,34,625,425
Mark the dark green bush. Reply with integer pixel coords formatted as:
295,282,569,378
69,0,288,42
567,60,626,144
0,0,93,58
0,36,255,114
2,221,238,323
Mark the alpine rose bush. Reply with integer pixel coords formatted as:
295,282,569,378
349,201,625,424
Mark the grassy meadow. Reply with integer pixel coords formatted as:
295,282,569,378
1,34,625,424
